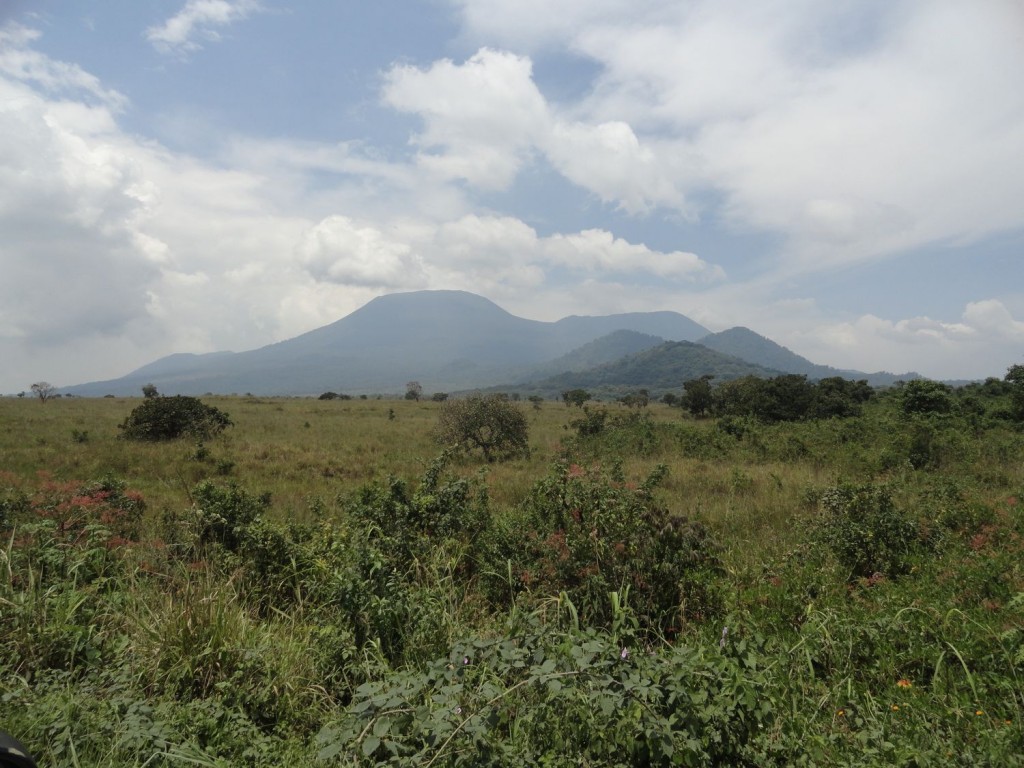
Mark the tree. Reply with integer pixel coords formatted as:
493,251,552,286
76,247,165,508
899,379,953,416
142,383,159,399
681,376,714,417
1006,364,1024,421
30,382,56,403
561,389,591,408
811,377,873,419
434,394,530,462
119,396,233,441
405,381,423,401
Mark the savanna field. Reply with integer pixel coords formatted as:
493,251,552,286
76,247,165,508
1,384,1023,766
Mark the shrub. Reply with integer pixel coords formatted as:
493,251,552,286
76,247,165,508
899,379,953,416
434,394,529,462
339,452,491,661
817,483,927,579
317,614,771,767
190,481,269,553
561,388,591,408
568,406,608,437
499,461,722,634
119,396,232,441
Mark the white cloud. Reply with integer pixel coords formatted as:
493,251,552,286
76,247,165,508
543,229,722,281
381,48,690,212
0,23,126,108
293,211,723,301
785,299,1024,379
146,0,261,54
298,216,427,289
449,0,670,51
446,0,1024,271
546,123,687,214
383,48,548,190
0,77,158,346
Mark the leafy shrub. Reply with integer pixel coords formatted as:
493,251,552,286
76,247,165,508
899,379,953,416
337,452,491,662
674,424,732,459
434,394,529,462
190,481,270,553
317,615,772,767
817,483,928,579
119,396,232,441
561,388,591,408
493,461,722,634
568,406,608,437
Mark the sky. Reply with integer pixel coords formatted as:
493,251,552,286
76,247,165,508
1,0,1023,394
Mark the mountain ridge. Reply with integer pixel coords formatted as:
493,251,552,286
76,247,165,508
61,290,921,397
697,326,920,387
63,290,711,396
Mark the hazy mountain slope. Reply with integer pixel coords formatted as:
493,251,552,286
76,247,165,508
510,341,784,397
62,290,710,396
550,312,708,347
511,330,667,382
698,327,920,386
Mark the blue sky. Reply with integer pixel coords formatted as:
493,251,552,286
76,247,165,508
1,0,1023,393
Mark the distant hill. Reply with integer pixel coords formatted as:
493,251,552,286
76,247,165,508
697,327,919,387
62,290,711,396
508,340,784,398
511,330,667,382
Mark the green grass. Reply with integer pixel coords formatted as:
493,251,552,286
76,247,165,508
1,394,1023,765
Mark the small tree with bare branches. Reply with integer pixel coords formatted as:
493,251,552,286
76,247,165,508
30,382,56,403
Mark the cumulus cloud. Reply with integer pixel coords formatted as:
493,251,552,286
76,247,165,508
543,229,722,280
786,299,1024,379
146,0,261,54
0,78,158,347
445,0,1024,268
383,48,548,190
298,216,427,289
546,123,688,213
297,213,722,298
381,47,689,211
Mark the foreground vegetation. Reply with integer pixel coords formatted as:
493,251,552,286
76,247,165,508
1,381,1023,766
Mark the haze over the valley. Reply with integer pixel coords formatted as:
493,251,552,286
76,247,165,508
2,2,1023,394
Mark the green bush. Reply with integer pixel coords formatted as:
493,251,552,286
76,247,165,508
434,394,529,462
316,615,772,767
496,461,722,634
817,483,928,579
118,396,232,441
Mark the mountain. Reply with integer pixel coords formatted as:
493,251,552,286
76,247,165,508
697,327,920,387
63,290,711,396
511,330,668,382
509,340,784,398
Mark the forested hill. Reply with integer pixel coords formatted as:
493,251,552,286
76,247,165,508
510,340,783,397
697,327,918,386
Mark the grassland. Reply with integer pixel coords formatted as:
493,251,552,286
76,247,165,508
1,392,1022,765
